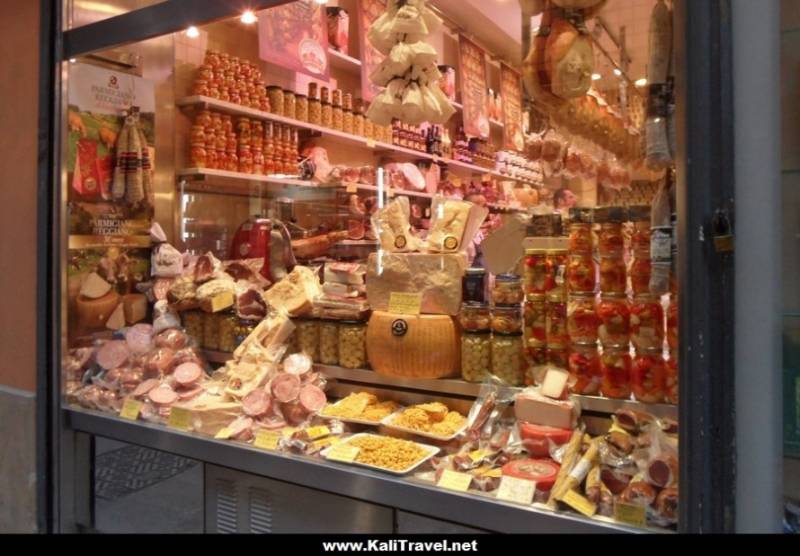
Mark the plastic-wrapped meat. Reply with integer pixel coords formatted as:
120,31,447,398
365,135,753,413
174,362,203,386
347,219,366,240
98,389,122,412
271,373,301,403
76,385,103,409
64,348,94,380
194,252,221,283
153,300,181,334
647,454,678,488
600,467,633,495
96,340,131,370
139,401,160,423
132,378,160,398
615,409,655,434
566,150,582,174
620,478,658,507
144,348,175,378
228,416,255,441
126,324,153,354
172,348,203,369
284,353,313,376
148,384,178,406
654,487,679,524
259,404,287,430
302,372,326,390
282,400,310,426
154,329,189,350
177,385,204,401
298,384,326,413
348,195,366,216
224,261,257,282
236,288,267,322
119,368,144,392
242,388,272,417
102,367,124,387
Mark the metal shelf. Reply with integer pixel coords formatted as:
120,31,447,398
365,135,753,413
64,406,661,534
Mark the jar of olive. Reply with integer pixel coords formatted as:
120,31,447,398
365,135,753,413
183,311,204,346
491,333,525,386
462,332,491,383
293,318,320,361
338,321,367,369
218,312,239,353
318,319,339,365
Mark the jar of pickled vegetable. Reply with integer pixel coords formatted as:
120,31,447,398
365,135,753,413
599,254,627,294
567,253,596,293
630,295,665,350
546,293,569,347
283,90,296,120
629,205,651,256
548,249,568,293
524,295,547,347
460,302,491,332
601,346,631,399
183,311,204,345
267,86,284,115
491,333,525,386
665,351,678,404
492,305,522,335
548,345,569,369
492,274,524,305
364,117,374,140
319,320,339,365
569,223,593,253
321,87,333,128
295,94,308,122
294,318,320,361
630,256,652,295
597,294,630,347
596,207,626,256
218,312,239,353
569,342,601,395
339,321,367,369
523,249,552,295
667,296,678,350
462,332,491,383
568,294,599,344
632,348,666,403
203,312,222,351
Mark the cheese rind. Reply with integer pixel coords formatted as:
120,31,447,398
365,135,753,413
77,291,121,330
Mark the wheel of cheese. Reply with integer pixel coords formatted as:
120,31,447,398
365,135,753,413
96,340,131,370
271,373,301,403
501,459,560,491
77,291,121,331
519,423,573,458
173,362,203,386
242,388,272,417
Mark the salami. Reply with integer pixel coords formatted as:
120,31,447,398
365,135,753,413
177,385,204,401
154,329,188,350
284,353,313,376
96,340,131,370
126,324,154,354
132,378,160,398
242,388,272,417
600,467,632,495
149,384,178,405
647,454,678,488
174,362,203,386
271,373,301,403
145,348,175,378
298,384,326,413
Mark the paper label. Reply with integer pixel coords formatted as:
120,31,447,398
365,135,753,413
561,489,597,517
305,425,331,440
496,476,536,506
119,399,142,421
281,426,298,438
167,407,192,431
437,470,473,492
312,436,340,451
481,217,527,275
326,443,360,463
388,292,422,315
254,430,281,450
614,501,647,527
345,182,359,193
568,458,593,483
214,427,233,440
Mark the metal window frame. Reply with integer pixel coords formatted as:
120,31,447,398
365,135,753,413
36,0,739,534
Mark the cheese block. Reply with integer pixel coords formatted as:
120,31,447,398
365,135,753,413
426,199,472,253
106,303,126,331
80,272,112,300
77,291,121,330
196,279,236,313
262,266,321,317
174,393,242,436
122,294,148,324
514,388,579,430
372,197,419,252
541,368,570,400
366,252,467,316
201,291,235,313
324,262,366,285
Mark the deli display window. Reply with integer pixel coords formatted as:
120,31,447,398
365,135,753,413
50,0,736,534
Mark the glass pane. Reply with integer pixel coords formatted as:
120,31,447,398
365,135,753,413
65,0,167,31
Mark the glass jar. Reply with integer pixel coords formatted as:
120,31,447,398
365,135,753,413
546,292,569,347
308,96,322,125
666,351,678,404
364,117,374,140
203,312,222,351
294,318,320,361
629,206,652,255
319,320,339,365
524,344,548,386
235,319,257,347
599,254,627,294
462,332,492,383
283,90,296,120
568,294,599,344
667,296,678,350
597,294,630,347
547,249,568,293
598,219,625,256
295,94,308,123
523,295,547,347
492,274,524,305
339,321,367,369
343,109,354,134
183,311,204,345
219,312,239,353
630,295,665,350
460,302,491,332
632,348,666,403
267,86,284,115
567,253,596,294
238,145,253,174
600,346,631,399
568,222,593,253
569,342,601,395
353,111,365,137
463,268,487,303
630,256,652,295
523,249,552,295
491,333,525,386
321,87,333,128
491,305,522,335
548,345,569,369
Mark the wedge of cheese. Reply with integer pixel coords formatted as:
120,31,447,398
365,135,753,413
80,272,112,300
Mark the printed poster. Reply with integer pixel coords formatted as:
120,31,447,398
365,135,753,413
501,63,524,152
458,35,490,139
358,0,386,102
258,0,330,81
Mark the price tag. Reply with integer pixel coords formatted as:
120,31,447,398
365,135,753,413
366,139,377,149
312,436,340,451
167,407,191,431
388,292,422,315
305,425,331,440
254,430,281,450
281,426,298,439
496,476,536,506
345,182,359,193
560,489,597,518
326,443,360,463
437,470,473,493
451,176,463,188
214,427,233,440
119,399,142,421
614,501,647,527
469,449,489,463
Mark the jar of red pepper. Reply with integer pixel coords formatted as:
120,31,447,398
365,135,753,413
632,347,666,403
601,346,631,399
523,249,552,295
567,253,596,293
569,342,601,395
597,294,630,347
567,293,599,344
667,295,678,350
629,294,665,350
665,350,678,404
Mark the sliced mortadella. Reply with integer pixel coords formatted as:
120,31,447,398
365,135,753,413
154,328,189,350
228,416,254,441
149,384,178,405
96,340,131,370
271,373,301,403
174,362,203,386
132,378,161,398
126,324,154,354
177,385,204,401
145,348,176,378
298,384,326,413
242,388,272,417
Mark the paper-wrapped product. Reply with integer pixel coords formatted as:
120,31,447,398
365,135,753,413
371,197,421,252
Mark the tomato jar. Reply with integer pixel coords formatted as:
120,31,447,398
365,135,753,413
568,207,594,252
524,295,547,347
630,256,652,295
630,295,665,350
460,302,491,333
665,351,678,404
667,296,678,350
599,254,627,294
632,348,666,403
492,274,524,305
597,294,630,347
595,207,626,256
491,333,525,386
547,249,568,293
545,293,569,347
462,332,492,383
569,343,601,395
567,253,596,293
568,294,599,344
601,346,631,399
629,205,651,255
492,305,522,335
548,345,569,369
523,249,552,295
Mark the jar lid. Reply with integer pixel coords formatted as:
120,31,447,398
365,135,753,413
466,267,486,275
493,304,521,312
546,249,567,255
267,85,283,90
600,292,627,300
283,89,296,94
525,293,546,302
547,344,568,351
602,344,630,352
525,248,547,256
296,94,307,99
594,206,627,223
569,207,594,224
526,338,547,349
493,331,523,338
464,330,492,337
639,346,666,355
628,205,651,222
496,274,521,282
568,292,596,300
462,301,489,310
572,340,599,348
546,292,566,302
632,293,660,302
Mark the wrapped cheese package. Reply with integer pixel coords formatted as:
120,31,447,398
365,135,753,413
371,197,421,252
425,197,489,254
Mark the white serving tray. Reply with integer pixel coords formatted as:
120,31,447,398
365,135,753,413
380,408,468,442
319,399,404,427
321,433,440,476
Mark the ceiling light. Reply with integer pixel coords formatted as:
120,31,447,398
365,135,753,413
613,68,622,77
69,58,77,64
635,78,648,87
314,0,329,4
591,73,602,81
241,10,257,24
185,26,200,38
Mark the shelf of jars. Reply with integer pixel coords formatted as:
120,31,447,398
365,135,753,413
199,350,677,420
177,96,531,185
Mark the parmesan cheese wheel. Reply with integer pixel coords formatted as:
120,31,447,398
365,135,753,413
546,19,594,100
77,291,121,331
